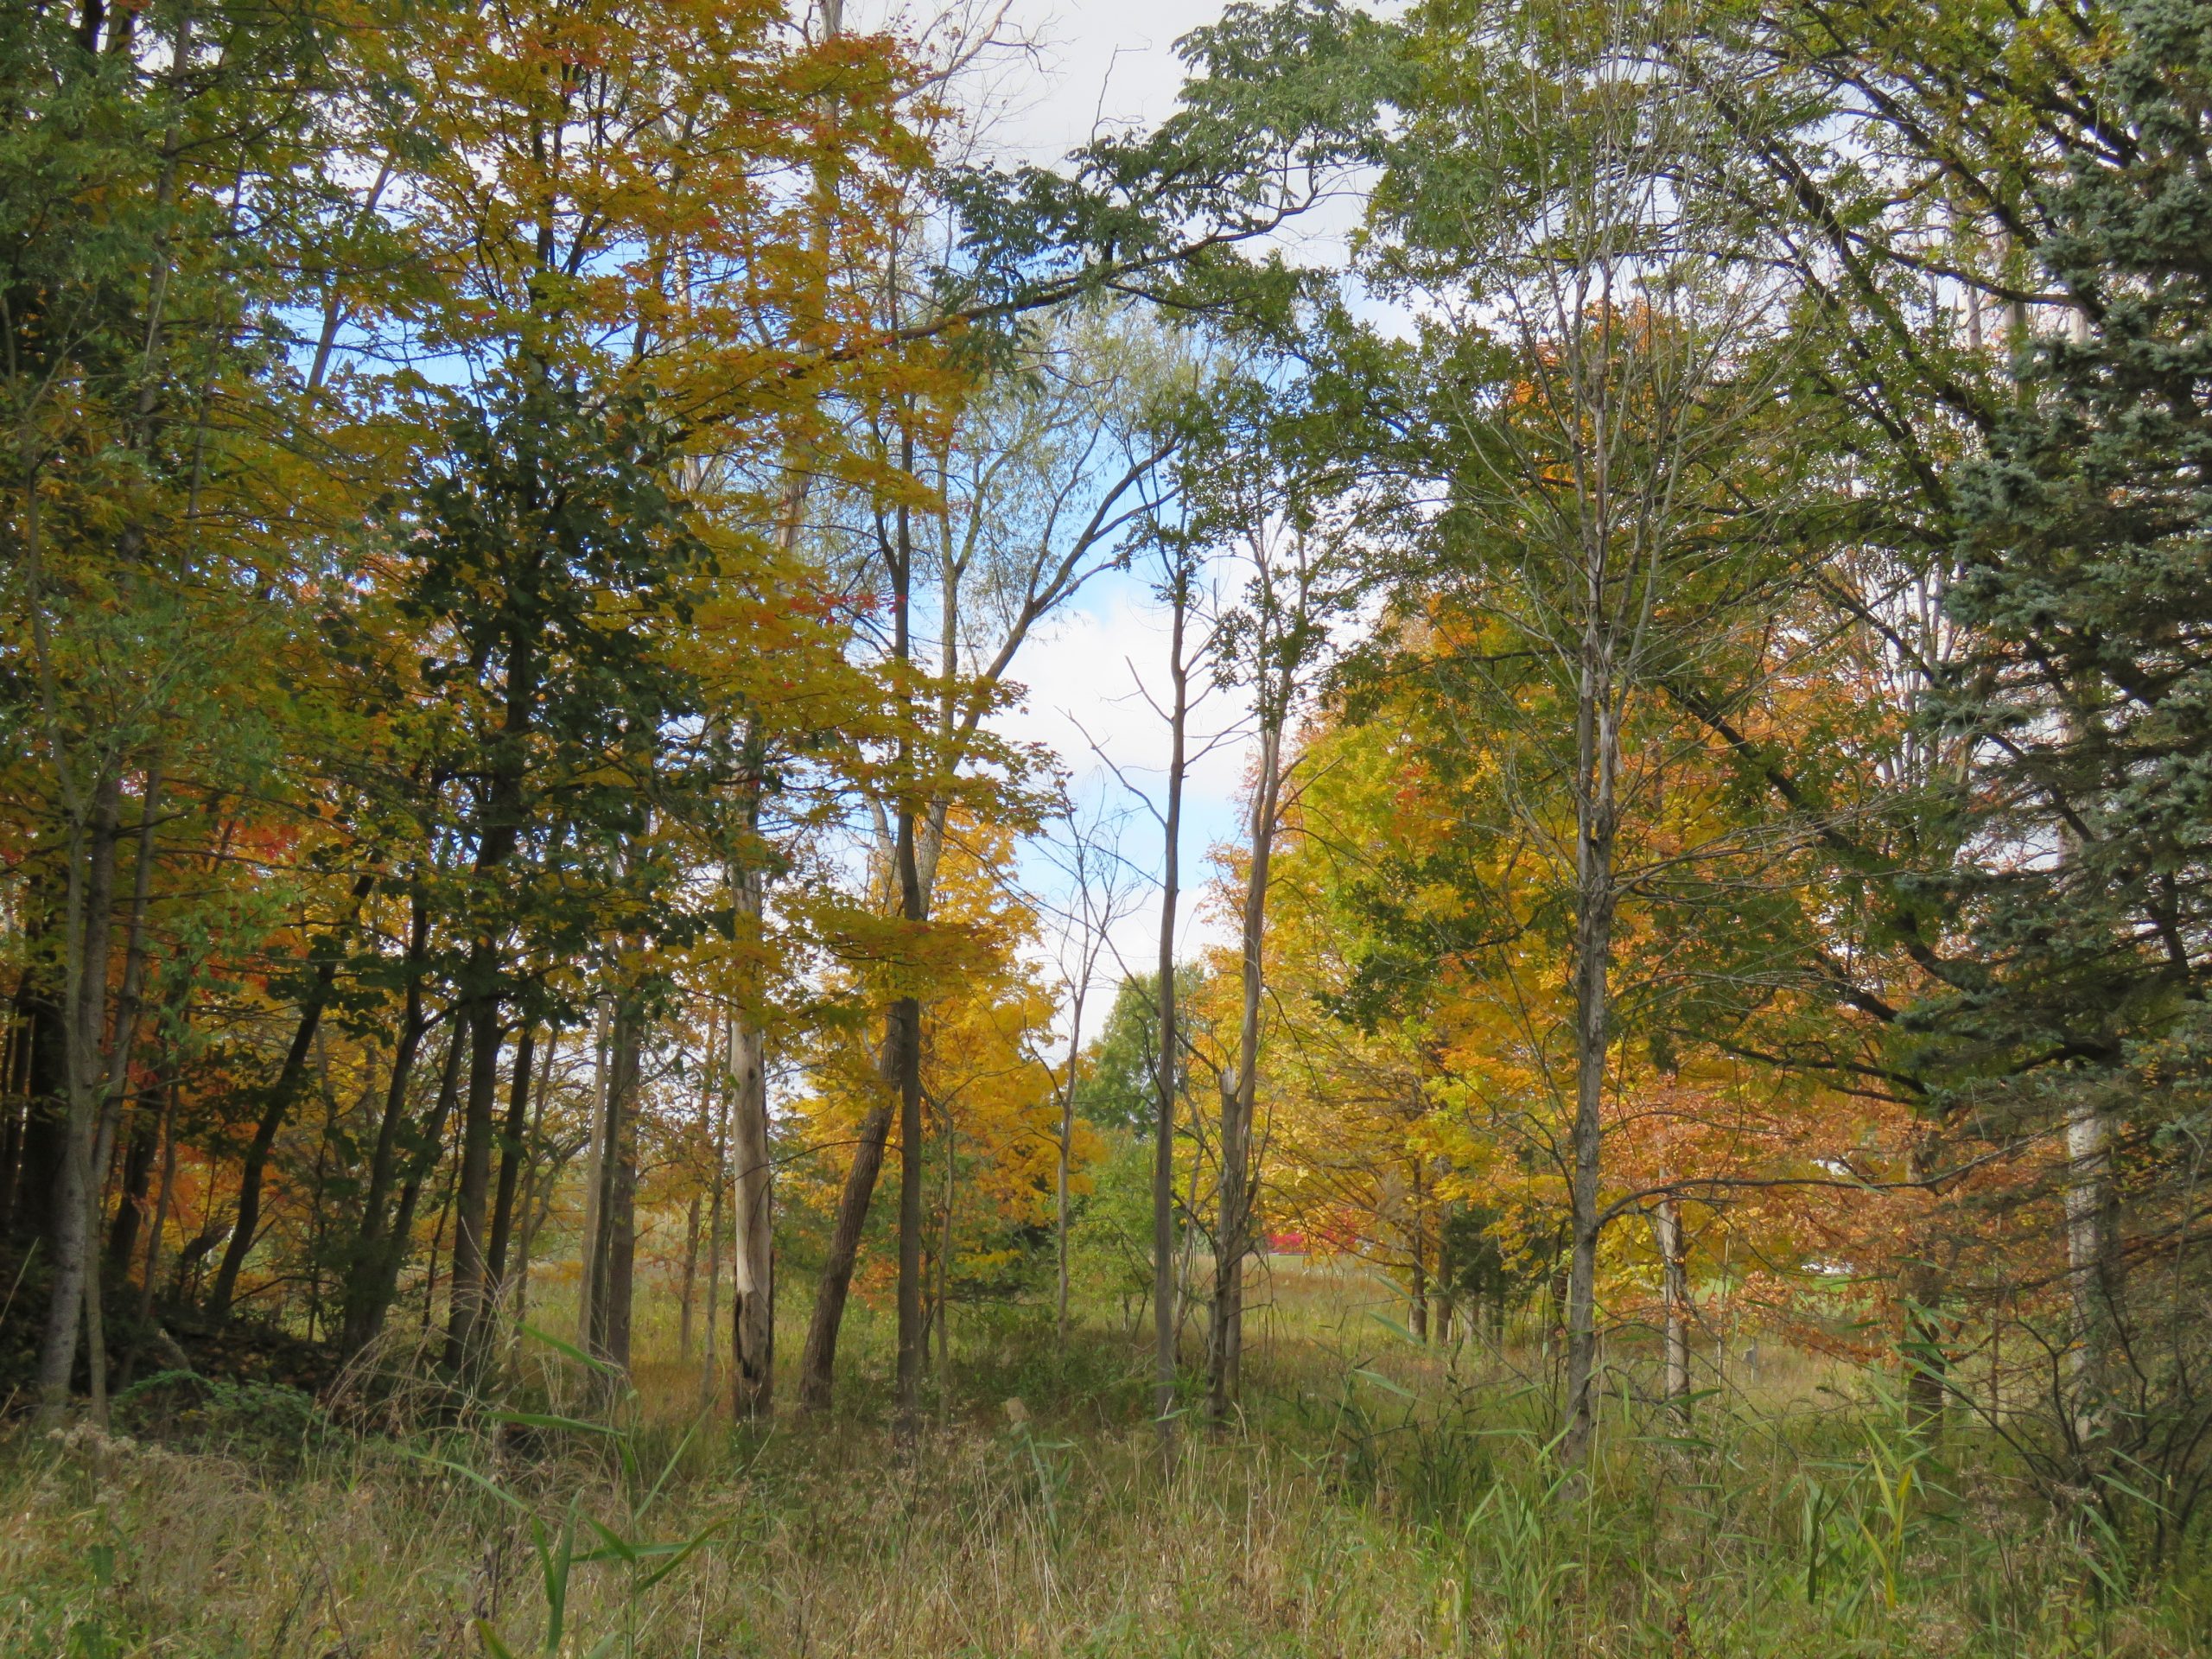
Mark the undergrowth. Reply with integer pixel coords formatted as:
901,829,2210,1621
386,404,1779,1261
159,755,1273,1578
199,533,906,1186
3,1272,2208,1656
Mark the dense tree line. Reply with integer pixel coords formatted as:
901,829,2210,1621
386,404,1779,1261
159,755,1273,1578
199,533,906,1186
6,0,2212,1568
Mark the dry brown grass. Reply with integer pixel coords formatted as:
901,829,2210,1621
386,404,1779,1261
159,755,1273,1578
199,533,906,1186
3,1265,2208,1657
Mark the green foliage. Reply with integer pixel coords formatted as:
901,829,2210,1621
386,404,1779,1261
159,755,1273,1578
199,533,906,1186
1077,972,1197,1134
110,1370,330,1462
1918,0,2212,1522
1064,1130,1158,1322
1936,0,2212,1068
946,0,1393,323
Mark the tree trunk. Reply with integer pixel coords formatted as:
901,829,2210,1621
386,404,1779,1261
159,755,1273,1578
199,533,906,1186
585,995,640,1378
1153,565,1192,1454
889,430,928,1427
139,1083,179,1308
82,762,165,1421
938,1114,956,1407
730,986,774,1418
0,993,28,1239
485,1022,542,1296
680,1186,702,1361
893,990,924,1421
341,1013,463,1357
678,1017,714,1361
2063,1092,2123,1452
798,1088,893,1413
604,1081,638,1376
797,777,922,1415
422,1117,460,1335
1210,690,1285,1426
12,986,67,1250
1056,974,1090,1347
1899,1131,1949,1437
336,902,431,1358
442,972,506,1376
576,995,612,1349
207,869,376,1321
35,764,123,1421
1409,1165,1429,1345
701,1020,729,1411
106,1095,159,1273
1653,1196,1690,1419
117,1081,180,1391
512,1026,561,1333
1560,621,1621,1471
1436,1213,1457,1351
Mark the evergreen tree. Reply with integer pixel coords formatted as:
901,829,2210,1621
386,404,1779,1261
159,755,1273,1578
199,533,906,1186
1939,0,2212,1477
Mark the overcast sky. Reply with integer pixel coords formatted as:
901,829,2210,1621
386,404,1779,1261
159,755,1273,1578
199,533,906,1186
957,0,1230,162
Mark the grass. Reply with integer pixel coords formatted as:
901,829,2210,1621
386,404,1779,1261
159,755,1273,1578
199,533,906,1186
3,1258,2209,1656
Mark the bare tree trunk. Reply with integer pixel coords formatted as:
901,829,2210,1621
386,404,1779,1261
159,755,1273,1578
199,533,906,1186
576,996,611,1349
35,765,123,1421
938,1112,956,1410
1409,1161,1429,1344
803,502,931,1419
801,439,930,1419
302,1030,342,1344
678,1194,701,1359
1897,1131,1949,1436
79,766,153,1420
139,1083,178,1309
2063,1090,2123,1454
423,1114,460,1335
797,1036,893,1409
116,1080,180,1391
730,985,773,1416
701,1020,729,1411
1435,1209,1457,1350
604,1090,638,1376
890,433,927,1428
721,746,778,1412
1154,564,1192,1455
0,993,29,1240
81,760,165,1422
13,984,67,1254
679,1015,715,1361
1653,1196,1689,1419
106,1098,158,1274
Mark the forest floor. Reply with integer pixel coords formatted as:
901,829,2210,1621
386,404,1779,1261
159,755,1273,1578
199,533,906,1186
2,1257,2208,1657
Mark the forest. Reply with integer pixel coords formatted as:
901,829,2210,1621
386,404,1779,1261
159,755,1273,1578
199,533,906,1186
5,0,2212,1650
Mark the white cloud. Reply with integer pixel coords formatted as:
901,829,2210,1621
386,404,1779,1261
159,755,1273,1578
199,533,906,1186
991,568,1259,1043
987,0,1229,165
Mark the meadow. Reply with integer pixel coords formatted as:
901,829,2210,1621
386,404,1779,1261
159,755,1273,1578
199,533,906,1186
4,1259,2204,1659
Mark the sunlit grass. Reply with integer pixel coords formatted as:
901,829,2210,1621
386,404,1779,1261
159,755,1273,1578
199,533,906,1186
3,1262,2208,1656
